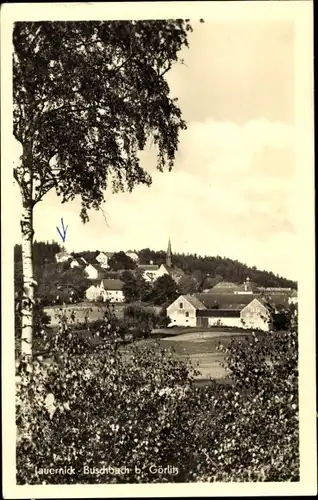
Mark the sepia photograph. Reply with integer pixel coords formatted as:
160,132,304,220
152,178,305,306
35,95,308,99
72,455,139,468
1,1,316,498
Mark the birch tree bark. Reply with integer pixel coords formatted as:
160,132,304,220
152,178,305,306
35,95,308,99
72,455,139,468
20,198,35,357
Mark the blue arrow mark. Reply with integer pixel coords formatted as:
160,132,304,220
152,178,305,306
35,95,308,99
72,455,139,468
56,217,68,243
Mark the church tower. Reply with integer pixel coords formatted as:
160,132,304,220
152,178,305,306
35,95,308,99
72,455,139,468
166,237,172,268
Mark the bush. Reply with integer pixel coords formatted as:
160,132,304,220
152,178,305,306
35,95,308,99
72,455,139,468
16,302,299,483
123,302,158,339
16,336,201,484
193,305,299,482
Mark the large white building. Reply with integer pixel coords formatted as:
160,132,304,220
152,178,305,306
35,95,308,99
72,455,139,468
166,292,290,331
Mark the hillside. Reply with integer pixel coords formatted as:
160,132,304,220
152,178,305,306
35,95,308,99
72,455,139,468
136,248,296,289
14,242,296,289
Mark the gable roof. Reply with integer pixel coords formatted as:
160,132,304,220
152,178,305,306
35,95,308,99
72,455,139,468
138,264,159,271
126,251,139,258
101,278,124,290
102,252,114,258
258,294,290,307
212,281,242,291
85,263,108,278
56,251,71,259
194,292,256,309
183,295,206,310
170,267,185,277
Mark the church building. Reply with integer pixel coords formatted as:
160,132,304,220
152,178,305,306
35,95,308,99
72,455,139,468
162,237,185,284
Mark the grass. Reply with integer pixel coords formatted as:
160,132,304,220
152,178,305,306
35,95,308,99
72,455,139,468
44,302,126,326
158,334,241,382
41,304,259,385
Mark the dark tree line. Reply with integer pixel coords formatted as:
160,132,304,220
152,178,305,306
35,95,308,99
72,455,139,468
137,248,296,288
14,241,62,267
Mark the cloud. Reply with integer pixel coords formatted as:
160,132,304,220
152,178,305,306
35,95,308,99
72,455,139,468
12,117,296,280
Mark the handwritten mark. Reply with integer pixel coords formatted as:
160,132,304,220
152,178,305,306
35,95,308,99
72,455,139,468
56,218,68,243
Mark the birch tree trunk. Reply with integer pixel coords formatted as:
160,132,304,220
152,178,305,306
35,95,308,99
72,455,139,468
20,198,35,357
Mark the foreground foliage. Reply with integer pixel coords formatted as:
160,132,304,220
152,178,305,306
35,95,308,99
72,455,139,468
16,305,299,483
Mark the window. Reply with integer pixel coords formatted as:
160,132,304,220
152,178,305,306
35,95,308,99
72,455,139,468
179,302,183,309
185,311,189,317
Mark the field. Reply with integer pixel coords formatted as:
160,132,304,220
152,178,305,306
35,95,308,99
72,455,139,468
158,330,253,382
43,302,127,326
42,303,258,384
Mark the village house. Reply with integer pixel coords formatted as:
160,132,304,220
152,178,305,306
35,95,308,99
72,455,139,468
70,258,80,268
137,263,169,282
288,290,298,304
166,292,289,331
85,278,125,303
126,251,139,262
84,263,108,280
55,251,72,263
96,251,113,269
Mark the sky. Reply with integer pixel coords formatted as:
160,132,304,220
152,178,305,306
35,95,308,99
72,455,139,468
12,19,297,280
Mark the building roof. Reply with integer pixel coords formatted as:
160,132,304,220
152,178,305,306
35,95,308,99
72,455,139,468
138,264,159,271
195,292,288,310
183,294,207,310
170,267,185,277
196,309,241,318
257,287,292,293
289,290,298,298
85,263,108,278
212,281,242,291
56,251,71,259
194,293,256,309
258,294,289,307
101,252,114,258
101,278,124,290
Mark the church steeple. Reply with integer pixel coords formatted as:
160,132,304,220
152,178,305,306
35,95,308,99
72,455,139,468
166,237,172,268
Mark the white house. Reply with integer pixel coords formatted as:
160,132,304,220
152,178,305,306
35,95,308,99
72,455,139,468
84,263,107,280
55,251,72,263
239,298,270,331
166,295,206,327
138,263,170,283
288,290,298,305
167,294,272,331
96,252,113,269
126,251,139,262
70,259,80,268
85,278,124,303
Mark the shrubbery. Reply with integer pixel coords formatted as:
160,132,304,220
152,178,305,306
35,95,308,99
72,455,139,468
16,303,299,483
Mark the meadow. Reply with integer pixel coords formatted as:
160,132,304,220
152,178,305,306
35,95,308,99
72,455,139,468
42,303,261,384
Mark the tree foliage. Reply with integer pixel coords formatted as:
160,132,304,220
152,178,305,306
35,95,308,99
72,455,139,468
108,251,136,271
14,241,62,267
150,274,178,305
177,274,199,295
121,271,152,303
13,20,193,220
136,249,296,289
